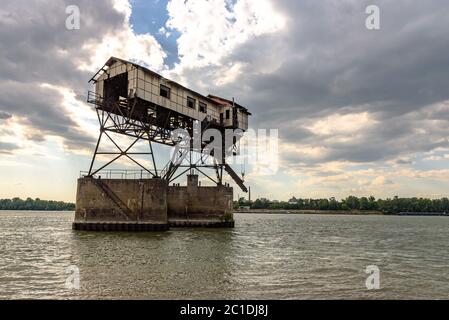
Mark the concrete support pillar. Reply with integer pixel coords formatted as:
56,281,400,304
187,174,199,189
74,175,235,231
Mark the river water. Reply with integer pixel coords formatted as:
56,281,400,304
0,211,448,299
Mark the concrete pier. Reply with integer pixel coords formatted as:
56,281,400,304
73,175,234,231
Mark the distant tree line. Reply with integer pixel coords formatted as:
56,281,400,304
236,196,449,214
0,198,75,211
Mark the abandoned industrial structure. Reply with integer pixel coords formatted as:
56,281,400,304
73,57,251,231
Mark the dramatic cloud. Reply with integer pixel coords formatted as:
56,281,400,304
0,112,12,120
0,142,19,154
164,0,449,169
165,0,285,84
0,0,166,152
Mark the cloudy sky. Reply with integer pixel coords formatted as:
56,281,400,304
1,0,449,202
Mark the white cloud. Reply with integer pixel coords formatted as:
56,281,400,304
306,112,376,136
80,0,167,72
165,0,286,82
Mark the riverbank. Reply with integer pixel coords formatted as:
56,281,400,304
0,198,75,211
235,209,449,216
235,209,384,215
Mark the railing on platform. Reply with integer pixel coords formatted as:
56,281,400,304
80,170,155,180
87,91,104,106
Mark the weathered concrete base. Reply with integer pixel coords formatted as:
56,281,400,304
74,175,234,232
167,175,234,225
72,222,169,232
169,220,235,228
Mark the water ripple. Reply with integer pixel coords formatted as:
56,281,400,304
1,212,449,299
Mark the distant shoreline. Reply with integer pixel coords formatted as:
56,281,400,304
236,209,383,215
235,209,448,216
0,198,75,211
1,209,447,217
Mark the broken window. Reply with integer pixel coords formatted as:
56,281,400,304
226,109,230,119
187,97,196,109
199,102,207,113
160,85,171,99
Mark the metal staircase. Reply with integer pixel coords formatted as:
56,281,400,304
224,164,248,193
91,179,134,220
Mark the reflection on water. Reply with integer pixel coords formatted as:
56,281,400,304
1,211,449,299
